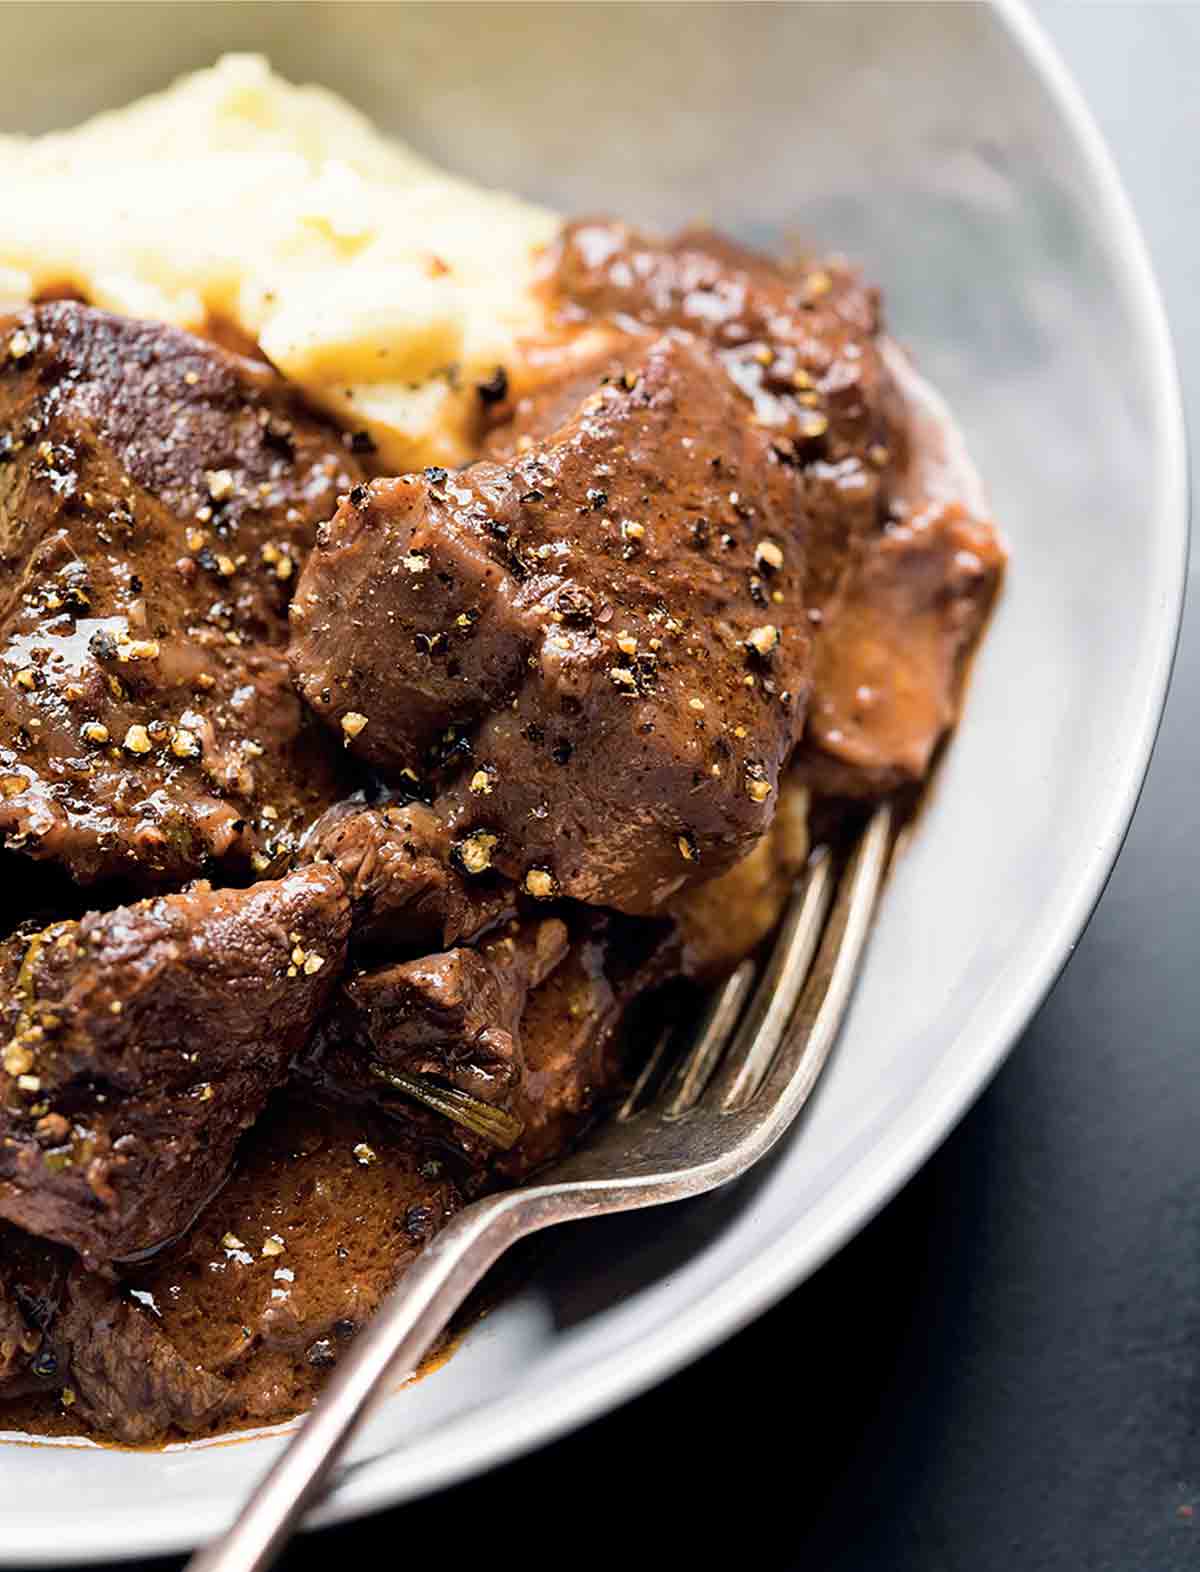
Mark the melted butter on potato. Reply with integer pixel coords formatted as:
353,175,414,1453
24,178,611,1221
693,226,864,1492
0,54,557,466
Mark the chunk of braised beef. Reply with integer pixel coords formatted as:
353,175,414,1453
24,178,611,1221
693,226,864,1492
1,1096,467,1445
544,220,895,611
492,911,680,1181
0,866,349,1265
299,795,508,956
312,916,568,1110
796,508,1003,798
110,1095,464,1437
308,909,676,1181
53,1269,232,1444
0,303,360,887
795,343,1005,798
291,331,810,913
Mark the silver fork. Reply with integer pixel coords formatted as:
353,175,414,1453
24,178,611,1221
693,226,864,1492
188,800,894,1572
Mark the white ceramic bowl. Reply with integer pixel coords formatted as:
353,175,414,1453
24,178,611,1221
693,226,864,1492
0,2,1186,1560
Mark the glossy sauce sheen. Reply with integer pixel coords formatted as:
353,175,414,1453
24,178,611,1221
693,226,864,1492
0,218,1003,1444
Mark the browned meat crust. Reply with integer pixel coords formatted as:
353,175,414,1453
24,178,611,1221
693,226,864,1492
118,1095,464,1436
0,867,349,1265
299,794,509,956
327,917,570,1105
543,221,894,612
55,1268,232,1443
291,330,811,913
543,222,1006,801
0,303,360,887
797,504,1004,797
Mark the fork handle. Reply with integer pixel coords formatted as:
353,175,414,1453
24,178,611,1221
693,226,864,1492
186,1189,545,1572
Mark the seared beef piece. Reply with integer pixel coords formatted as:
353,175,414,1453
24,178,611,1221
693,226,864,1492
548,224,1007,801
306,903,672,1180
545,220,894,612
0,866,349,1265
300,795,508,956
796,508,1003,797
0,303,360,888
0,1223,67,1396
314,909,676,1178
292,331,810,913
493,911,679,1181
319,917,569,1108
121,1095,463,1435
54,1269,231,1444
796,344,1005,798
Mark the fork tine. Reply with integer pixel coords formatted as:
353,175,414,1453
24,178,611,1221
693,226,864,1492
662,957,757,1119
616,1019,676,1120
756,799,894,1112
705,846,837,1112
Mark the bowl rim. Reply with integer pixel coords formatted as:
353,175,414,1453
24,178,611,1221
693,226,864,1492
4,0,1189,1559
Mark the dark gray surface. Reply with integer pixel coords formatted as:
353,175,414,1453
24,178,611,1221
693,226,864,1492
34,5,1198,1569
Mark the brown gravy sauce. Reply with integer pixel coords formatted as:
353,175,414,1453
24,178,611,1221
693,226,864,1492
3,1096,466,1443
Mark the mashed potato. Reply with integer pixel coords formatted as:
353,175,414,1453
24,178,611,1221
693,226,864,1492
0,55,559,466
